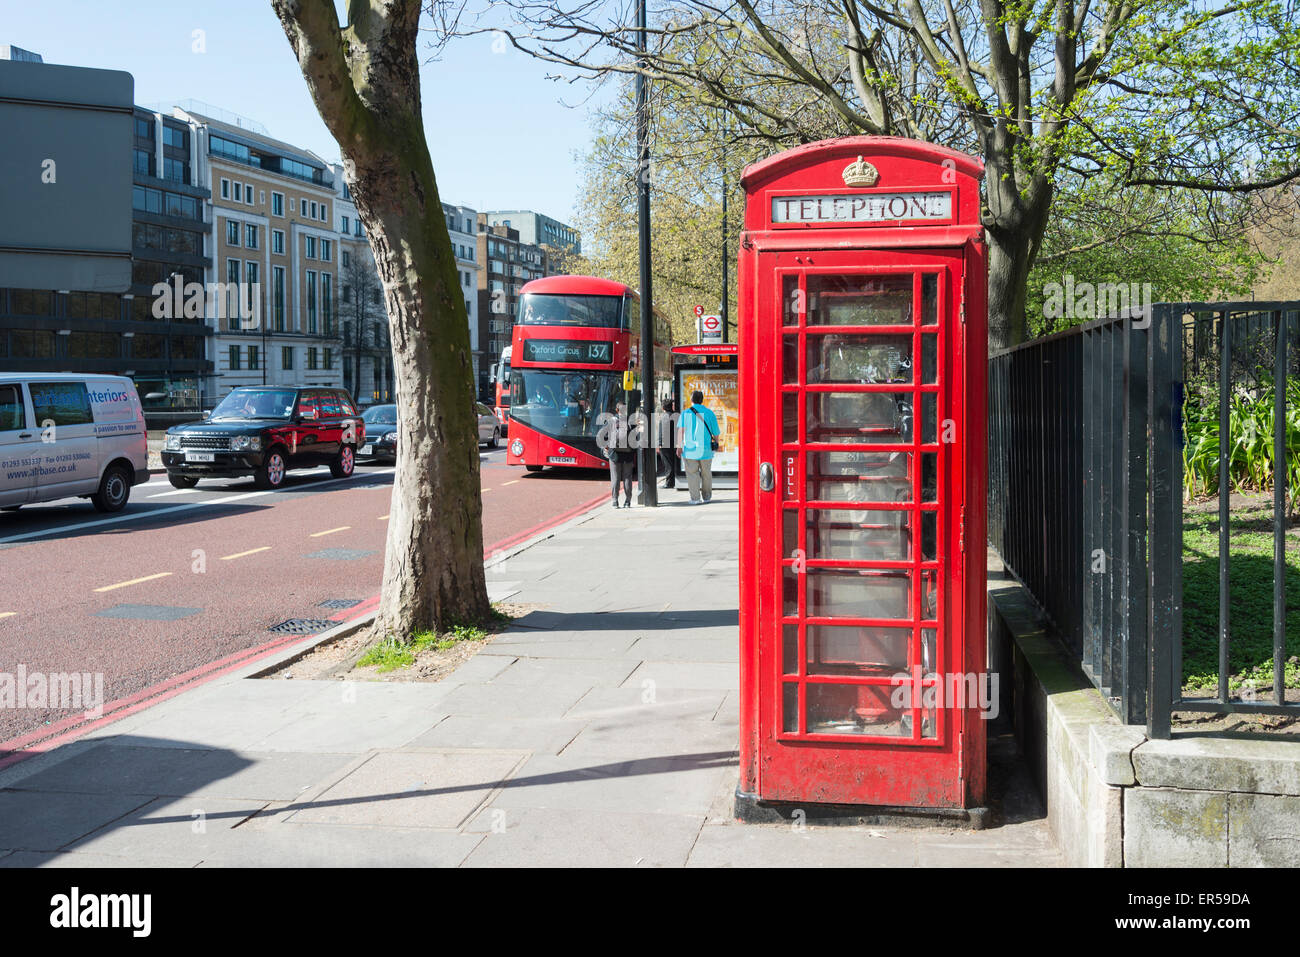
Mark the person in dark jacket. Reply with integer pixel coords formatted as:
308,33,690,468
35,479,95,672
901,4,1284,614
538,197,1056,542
657,396,677,489
606,402,635,508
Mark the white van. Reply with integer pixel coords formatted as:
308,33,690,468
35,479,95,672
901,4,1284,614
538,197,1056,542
0,374,149,513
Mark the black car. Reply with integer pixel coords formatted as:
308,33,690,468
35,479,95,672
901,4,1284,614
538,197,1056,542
161,386,361,490
358,404,397,464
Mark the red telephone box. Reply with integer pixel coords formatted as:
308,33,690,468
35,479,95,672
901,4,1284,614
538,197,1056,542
737,137,988,819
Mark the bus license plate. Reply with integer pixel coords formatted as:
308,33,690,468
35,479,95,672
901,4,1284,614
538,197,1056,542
185,452,215,463
547,456,576,464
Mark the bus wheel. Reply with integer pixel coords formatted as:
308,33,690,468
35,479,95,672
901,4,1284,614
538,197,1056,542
525,465,544,473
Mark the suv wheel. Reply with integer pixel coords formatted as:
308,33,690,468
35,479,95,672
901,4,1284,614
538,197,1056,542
91,464,131,513
330,444,355,478
168,473,199,489
254,449,288,489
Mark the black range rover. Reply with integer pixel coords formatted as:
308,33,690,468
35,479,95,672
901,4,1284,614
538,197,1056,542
161,386,361,490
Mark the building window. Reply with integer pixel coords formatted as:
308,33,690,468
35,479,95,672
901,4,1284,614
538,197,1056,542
272,192,284,216
321,273,332,335
341,215,349,234
320,239,331,262
305,236,316,259
323,348,333,369
163,157,188,184
221,178,230,200
246,261,260,319
289,198,296,213
282,346,294,370
341,250,350,268
307,347,318,370
272,229,284,255
272,266,286,331
134,149,152,176
319,203,327,222
248,345,260,370
245,224,258,249
135,117,152,139
229,345,241,371
245,184,254,206
306,270,317,333
233,182,242,203
226,259,241,330
226,220,240,246
310,201,318,220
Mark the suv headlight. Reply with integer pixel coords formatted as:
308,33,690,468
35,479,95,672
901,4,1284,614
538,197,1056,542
382,432,398,444
164,433,182,451
229,435,262,452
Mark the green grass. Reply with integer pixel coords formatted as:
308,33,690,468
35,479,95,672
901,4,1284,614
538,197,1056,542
1181,503,1300,692
355,607,507,673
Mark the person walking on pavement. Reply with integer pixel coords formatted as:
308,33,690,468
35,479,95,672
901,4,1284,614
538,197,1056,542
605,402,635,508
676,389,719,504
657,396,677,489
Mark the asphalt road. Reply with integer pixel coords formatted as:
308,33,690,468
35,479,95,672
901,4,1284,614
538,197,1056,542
0,448,608,746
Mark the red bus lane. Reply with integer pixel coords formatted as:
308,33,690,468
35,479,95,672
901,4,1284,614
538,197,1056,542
0,455,606,749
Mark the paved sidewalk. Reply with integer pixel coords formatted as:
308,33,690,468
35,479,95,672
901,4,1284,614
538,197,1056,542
0,484,1061,867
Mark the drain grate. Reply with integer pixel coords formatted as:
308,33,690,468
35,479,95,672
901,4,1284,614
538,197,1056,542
318,598,362,610
268,618,337,635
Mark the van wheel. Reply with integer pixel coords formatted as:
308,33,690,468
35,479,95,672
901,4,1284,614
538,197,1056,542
254,449,288,489
330,444,355,478
168,474,199,489
91,465,132,513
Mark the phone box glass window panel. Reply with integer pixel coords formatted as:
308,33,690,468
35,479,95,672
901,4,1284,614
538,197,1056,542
806,684,911,736
808,275,912,326
804,508,912,562
807,333,912,384
807,392,913,444
810,450,912,502
791,625,911,676
797,568,912,619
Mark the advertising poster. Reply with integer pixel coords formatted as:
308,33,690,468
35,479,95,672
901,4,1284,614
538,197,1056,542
679,369,739,473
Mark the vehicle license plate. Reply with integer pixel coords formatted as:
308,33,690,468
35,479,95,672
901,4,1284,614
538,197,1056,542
185,452,215,463
547,456,576,464
361,444,373,455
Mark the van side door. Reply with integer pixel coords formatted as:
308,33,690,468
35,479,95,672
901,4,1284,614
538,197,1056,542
0,382,38,507
26,381,100,499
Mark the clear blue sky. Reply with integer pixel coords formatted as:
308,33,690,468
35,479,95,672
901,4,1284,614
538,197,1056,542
4,0,604,223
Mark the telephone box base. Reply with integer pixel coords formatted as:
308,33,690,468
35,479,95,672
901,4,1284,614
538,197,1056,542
733,787,989,830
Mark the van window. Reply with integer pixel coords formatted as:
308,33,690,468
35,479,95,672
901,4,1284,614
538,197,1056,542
29,382,93,426
0,385,24,431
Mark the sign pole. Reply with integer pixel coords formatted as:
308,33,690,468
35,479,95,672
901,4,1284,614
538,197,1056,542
636,0,657,507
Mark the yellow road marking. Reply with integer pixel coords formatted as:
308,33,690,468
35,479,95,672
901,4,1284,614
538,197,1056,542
502,480,520,486
377,514,389,521
311,526,351,537
95,572,172,593
0,612,16,619
221,546,271,561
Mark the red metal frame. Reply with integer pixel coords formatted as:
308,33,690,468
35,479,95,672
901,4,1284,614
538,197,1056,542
739,136,987,811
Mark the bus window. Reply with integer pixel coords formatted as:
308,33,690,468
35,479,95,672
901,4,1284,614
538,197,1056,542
517,293,622,328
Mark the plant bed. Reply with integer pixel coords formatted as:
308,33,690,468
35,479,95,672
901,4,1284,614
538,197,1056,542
260,602,540,682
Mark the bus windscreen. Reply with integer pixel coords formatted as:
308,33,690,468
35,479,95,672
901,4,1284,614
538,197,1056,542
517,293,623,328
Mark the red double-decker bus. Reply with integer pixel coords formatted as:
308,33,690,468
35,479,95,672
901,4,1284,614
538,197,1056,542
506,275,673,471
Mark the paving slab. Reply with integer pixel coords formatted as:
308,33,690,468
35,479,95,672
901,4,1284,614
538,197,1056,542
285,749,528,829
407,715,588,755
623,661,738,691
436,677,596,719
462,806,704,867
0,789,155,852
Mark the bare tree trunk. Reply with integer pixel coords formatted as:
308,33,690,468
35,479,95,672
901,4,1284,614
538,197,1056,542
273,0,490,636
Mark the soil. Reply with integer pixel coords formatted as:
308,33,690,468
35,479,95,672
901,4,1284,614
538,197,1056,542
260,601,544,683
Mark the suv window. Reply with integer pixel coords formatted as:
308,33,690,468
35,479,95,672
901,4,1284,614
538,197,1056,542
338,392,357,417
295,391,319,420
0,385,25,431
29,382,93,426
318,391,342,418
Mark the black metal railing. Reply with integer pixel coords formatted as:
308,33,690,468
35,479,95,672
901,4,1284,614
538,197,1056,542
990,301,1299,737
